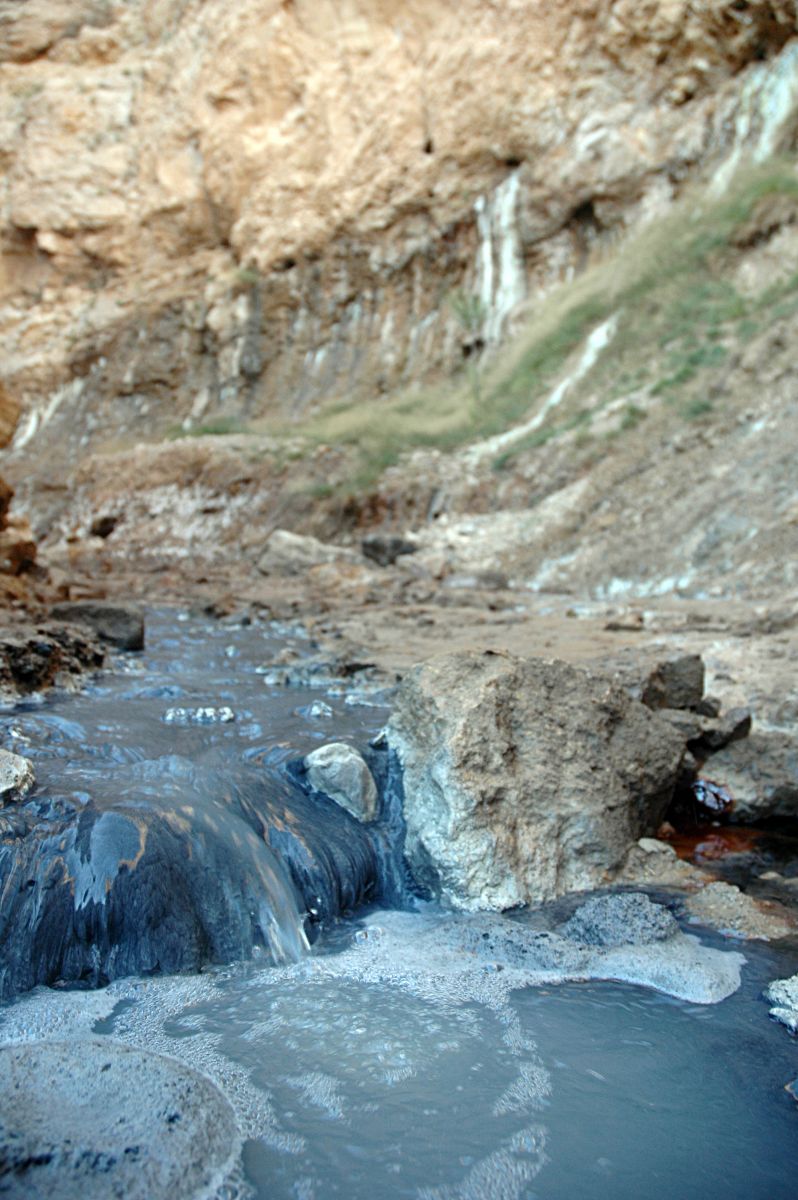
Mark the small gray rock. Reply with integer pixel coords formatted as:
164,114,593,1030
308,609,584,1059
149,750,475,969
51,602,145,651
694,707,753,754
642,654,705,710
658,706,752,756
0,1038,240,1199
361,533,418,567
765,973,798,1034
702,732,798,820
562,893,678,947
304,742,378,822
0,748,35,804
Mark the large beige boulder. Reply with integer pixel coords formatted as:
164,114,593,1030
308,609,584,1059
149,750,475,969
388,651,685,910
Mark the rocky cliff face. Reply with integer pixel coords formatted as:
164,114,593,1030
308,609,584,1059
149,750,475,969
3,0,798,488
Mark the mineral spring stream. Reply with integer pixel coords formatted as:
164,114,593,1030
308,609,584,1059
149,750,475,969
1,611,796,1199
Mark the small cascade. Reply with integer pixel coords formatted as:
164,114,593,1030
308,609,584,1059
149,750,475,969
712,39,798,194
362,742,420,910
0,611,388,1001
474,171,526,344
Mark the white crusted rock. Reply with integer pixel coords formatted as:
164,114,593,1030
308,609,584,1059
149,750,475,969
0,749,35,804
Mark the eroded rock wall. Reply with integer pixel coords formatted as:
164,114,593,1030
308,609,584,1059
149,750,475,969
2,0,798,484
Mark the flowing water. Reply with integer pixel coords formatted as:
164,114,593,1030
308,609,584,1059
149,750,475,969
0,611,796,1199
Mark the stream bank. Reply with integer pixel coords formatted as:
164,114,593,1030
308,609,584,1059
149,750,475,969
0,608,796,1199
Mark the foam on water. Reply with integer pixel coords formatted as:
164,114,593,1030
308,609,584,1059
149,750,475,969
2,906,792,1200
1,612,796,1199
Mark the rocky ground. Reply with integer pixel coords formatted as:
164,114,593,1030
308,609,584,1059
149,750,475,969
0,0,797,990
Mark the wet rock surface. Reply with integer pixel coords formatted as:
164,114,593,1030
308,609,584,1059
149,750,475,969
0,1038,240,1200
0,761,378,1002
383,898,745,1005
765,973,798,1034
303,742,378,823
388,651,686,909
0,749,34,804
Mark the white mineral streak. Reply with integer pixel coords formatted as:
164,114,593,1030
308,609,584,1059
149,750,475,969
712,40,798,194
475,171,526,345
466,312,619,465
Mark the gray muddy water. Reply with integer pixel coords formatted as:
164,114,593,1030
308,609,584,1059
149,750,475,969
1,611,796,1199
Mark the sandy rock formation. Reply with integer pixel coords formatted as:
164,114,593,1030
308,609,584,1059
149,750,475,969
0,621,105,695
388,650,685,909
0,370,51,608
257,529,362,577
684,879,797,940
705,732,798,820
2,0,798,493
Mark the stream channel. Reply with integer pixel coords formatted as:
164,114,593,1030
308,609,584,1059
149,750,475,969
0,610,796,1199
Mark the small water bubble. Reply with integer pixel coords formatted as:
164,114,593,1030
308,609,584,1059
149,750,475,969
296,701,333,720
162,706,236,725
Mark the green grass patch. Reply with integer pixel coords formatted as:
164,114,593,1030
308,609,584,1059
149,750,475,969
167,417,251,439
276,158,798,487
620,404,647,432
680,397,714,420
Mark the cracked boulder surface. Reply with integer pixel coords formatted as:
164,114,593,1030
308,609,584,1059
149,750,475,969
388,650,685,910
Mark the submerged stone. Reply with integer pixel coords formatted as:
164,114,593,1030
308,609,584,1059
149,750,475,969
562,892,678,947
0,1038,240,1199
342,906,745,1005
